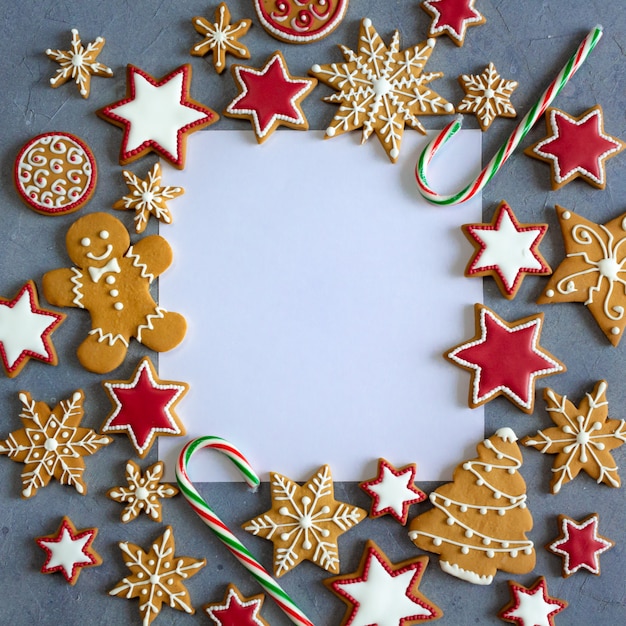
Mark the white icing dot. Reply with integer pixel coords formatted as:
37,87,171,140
99,230,109,239
80,237,91,247
611,327,620,335
433,537,442,546
444,102,455,113
280,532,289,541
461,546,469,555
44,438,58,452
446,518,454,526
462,462,470,470
545,289,555,297
524,547,533,555
484,88,495,99
498,509,506,516
562,211,571,219
110,289,119,297
311,64,321,73
426,37,435,48
106,275,116,285
493,492,501,500
326,127,336,138
136,487,149,501
302,539,312,550
443,499,451,507
114,302,124,311
479,508,487,515
484,465,492,472
459,505,467,513
363,17,372,28
476,479,484,486
502,542,509,548
510,550,518,558
321,529,330,538
389,147,399,160
465,529,473,538
482,538,491,546
302,496,311,506
486,550,495,558
149,574,159,585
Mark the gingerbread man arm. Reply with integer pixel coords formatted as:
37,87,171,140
42,268,84,308
126,235,173,279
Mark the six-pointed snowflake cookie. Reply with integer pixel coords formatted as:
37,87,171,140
203,584,270,626
421,0,486,47
498,577,567,626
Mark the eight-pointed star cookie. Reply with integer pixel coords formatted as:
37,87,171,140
0,280,65,378
243,464,366,577
445,304,565,414
324,540,443,625
97,64,218,168
522,381,626,494
36,516,102,585
498,577,567,626
203,584,269,626
225,51,317,143
421,0,486,46
462,201,551,299
524,106,624,190
310,17,454,163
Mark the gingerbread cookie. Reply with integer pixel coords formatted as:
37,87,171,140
421,0,486,47
14,132,97,215
203,584,269,626
498,577,567,626
42,212,187,373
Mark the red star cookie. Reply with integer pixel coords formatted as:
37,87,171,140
499,577,567,626
36,516,102,585
525,106,624,190
203,584,269,626
224,51,317,143
97,64,218,168
445,304,565,414
462,201,551,299
421,0,486,46
101,357,189,457
547,514,613,577
359,458,426,525
0,280,65,378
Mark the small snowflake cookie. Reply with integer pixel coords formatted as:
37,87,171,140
498,577,567,626
203,584,269,626
421,0,486,47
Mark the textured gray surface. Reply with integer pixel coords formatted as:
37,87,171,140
0,0,625,624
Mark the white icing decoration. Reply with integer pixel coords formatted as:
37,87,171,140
70,267,85,308
126,246,155,283
504,581,563,625
87,257,121,283
40,524,93,578
365,462,421,519
439,560,492,585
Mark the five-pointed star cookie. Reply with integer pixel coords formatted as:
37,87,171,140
36,516,102,585
462,201,551,299
445,304,565,414
310,17,454,163
324,540,443,625
522,380,626,493
225,51,317,143
203,584,269,626
97,64,218,168
499,577,567,626
46,28,113,98
101,357,189,458
525,106,624,190
243,464,366,576
421,0,486,46
0,280,65,378
359,458,426,525
190,2,252,73
546,513,614,577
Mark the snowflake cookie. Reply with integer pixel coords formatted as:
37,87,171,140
0,390,111,498
107,460,179,523
522,381,626,494
203,584,269,626
325,540,443,624
243,464,366,576
421,0,486,47
36,516,102,585
310,17,454,163
110,525,206,626
498,577,567,626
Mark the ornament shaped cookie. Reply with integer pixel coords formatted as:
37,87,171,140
253,0,350,44
36,516,102,585
409,428,535,586
359,458,426,525
46,28,113,98
421,0,486,46
522,381,626,494
42,212,187,373
537,206,626,346
14,132,97,215
0,280,65,378
110,525,205,626
225,51,317,143
462,201,551,299
203,584,269,626
107,460,179,523
445,304,565,414
101,357,189,457
498,577,567,626
0,391,111,498
97,64,218,168
243,464,366,576
310,18,454,163
524,106,624,190
325,540,442,624
190,3,252,73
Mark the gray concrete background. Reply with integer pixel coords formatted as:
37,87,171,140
0,1,625,624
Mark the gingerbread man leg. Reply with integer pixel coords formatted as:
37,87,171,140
137,310,187,353
77,333,129,374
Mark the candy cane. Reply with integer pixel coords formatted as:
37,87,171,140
176,435,315,626
415,25,603,206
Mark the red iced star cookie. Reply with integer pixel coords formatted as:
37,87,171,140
36,516,102,585
359,458,426,525
445,304,565,414
97,64,218,168
421,0,486,46
224,51,317,143
0,280,65,378
203,584,269,626
462,201,551,299
546,513,613,577
499,577,567,626
525,106,624,190
101,357,189,457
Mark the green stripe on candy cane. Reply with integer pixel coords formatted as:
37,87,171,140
176,435,315,626
415,25,603,206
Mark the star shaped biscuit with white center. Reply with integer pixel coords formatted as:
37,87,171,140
499,577,567,626
421,0,486,46
463,201,551,299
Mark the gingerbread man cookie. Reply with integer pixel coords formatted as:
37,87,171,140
42,212,186,373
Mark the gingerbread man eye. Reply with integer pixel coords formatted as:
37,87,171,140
80,237,91,247
99,230,110,240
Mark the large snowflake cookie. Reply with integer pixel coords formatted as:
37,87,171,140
409,428,535,586
498,577,567,626
421,0,486,47
324,540,443,624
42,212,187,373
310,18,454,163
522,381,626,494
203,584,269,626
243,464,366,576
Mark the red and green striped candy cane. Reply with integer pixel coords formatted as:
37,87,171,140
415,25,603,206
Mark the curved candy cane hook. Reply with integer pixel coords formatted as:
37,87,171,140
415,25,603,206
176,435,315,626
